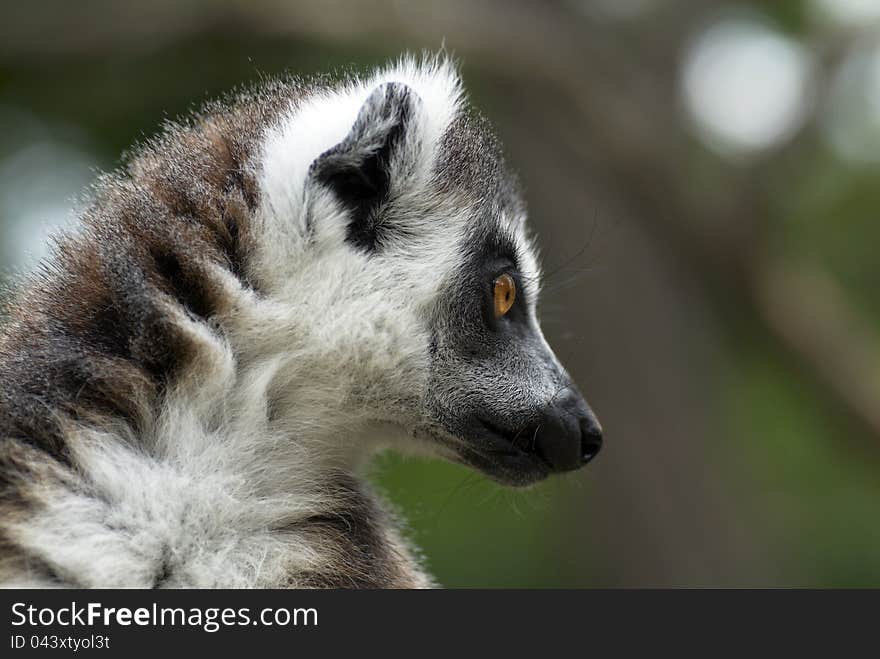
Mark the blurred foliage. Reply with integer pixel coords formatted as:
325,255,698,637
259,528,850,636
723,317,880,586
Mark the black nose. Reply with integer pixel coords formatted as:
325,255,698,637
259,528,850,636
532,390,602,473
580,417,603,465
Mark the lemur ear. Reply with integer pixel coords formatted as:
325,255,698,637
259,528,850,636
311,82,419,251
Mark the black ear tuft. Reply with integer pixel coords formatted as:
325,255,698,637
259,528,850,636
311,82,418,252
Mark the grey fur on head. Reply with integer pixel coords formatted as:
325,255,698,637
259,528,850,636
0,56,601,588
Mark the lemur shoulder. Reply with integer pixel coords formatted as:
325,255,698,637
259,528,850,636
0,57,602,588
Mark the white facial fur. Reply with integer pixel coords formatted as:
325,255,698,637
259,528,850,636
239,55,545,464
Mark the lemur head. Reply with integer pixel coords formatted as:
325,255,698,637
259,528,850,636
248,58,602,486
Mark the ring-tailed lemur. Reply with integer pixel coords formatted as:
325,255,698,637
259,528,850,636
0,57,602,588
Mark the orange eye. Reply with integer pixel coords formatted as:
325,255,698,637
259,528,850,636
493,273,516,318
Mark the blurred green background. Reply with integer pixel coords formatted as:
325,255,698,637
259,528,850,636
1,0,879,586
